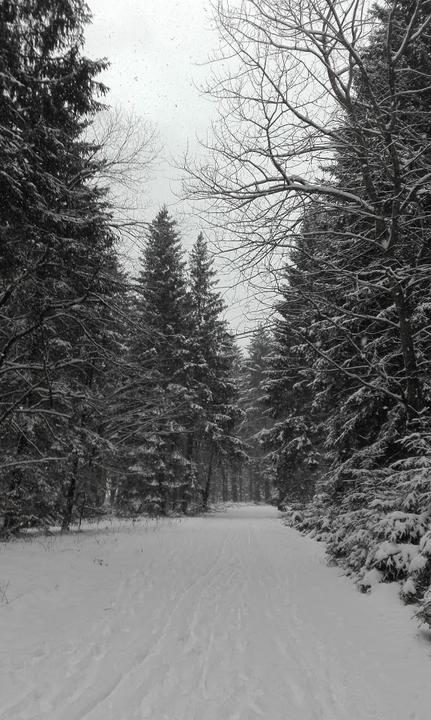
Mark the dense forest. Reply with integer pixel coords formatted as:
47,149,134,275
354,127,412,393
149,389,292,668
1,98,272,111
0,0,270,535
185,0,431,625
2,0,431,626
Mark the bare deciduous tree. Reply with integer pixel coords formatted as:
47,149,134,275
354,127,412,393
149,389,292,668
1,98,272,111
185,0,431,418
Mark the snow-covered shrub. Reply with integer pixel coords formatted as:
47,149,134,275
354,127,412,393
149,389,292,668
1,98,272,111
369,541,419,582
323,468,380,573
360,439,431,601
402,532,431,605
376,512,428,544
416,589,431,628
357,568,384,592
284,429,431,620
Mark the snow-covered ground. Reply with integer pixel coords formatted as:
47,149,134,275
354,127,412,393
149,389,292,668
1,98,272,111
0,504,430,720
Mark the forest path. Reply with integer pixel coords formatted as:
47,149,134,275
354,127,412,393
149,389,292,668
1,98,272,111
0,504,430,720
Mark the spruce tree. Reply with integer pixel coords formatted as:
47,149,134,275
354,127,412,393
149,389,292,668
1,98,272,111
124,208,193,515
0,0,119,532
188,233,244,509
239,326,274,504
264,0,431,610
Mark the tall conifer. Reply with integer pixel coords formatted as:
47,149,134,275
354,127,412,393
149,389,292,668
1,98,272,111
188,233,244,509
125,208,193,514
0,0,119,532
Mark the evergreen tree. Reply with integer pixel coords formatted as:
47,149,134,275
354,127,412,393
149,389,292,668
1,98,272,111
0,0,120,533
188,233,244,509
263,0,431,613
238,326,274,504
124,208,194,515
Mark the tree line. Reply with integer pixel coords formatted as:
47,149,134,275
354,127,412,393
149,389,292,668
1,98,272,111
0,0,276,536
186,0,431,624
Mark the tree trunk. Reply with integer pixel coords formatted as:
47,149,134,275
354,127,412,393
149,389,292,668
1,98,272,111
202,448,214,511
221,465,228,502
248,467,254,503
392,284,422,416
238,471,243,502
61,453,79,531
180,432,195,514
1,469,23,536
2,432,27,535
231,471,238,502
103,468,111,507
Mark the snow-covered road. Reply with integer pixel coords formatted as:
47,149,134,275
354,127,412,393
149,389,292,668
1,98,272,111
0,504,430,720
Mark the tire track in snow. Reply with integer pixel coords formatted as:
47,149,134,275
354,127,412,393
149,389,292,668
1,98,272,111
2,506,431,720
35,524,235,720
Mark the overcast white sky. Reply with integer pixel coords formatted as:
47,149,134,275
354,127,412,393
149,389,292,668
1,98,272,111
85,0,269,344
85,0,216,217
